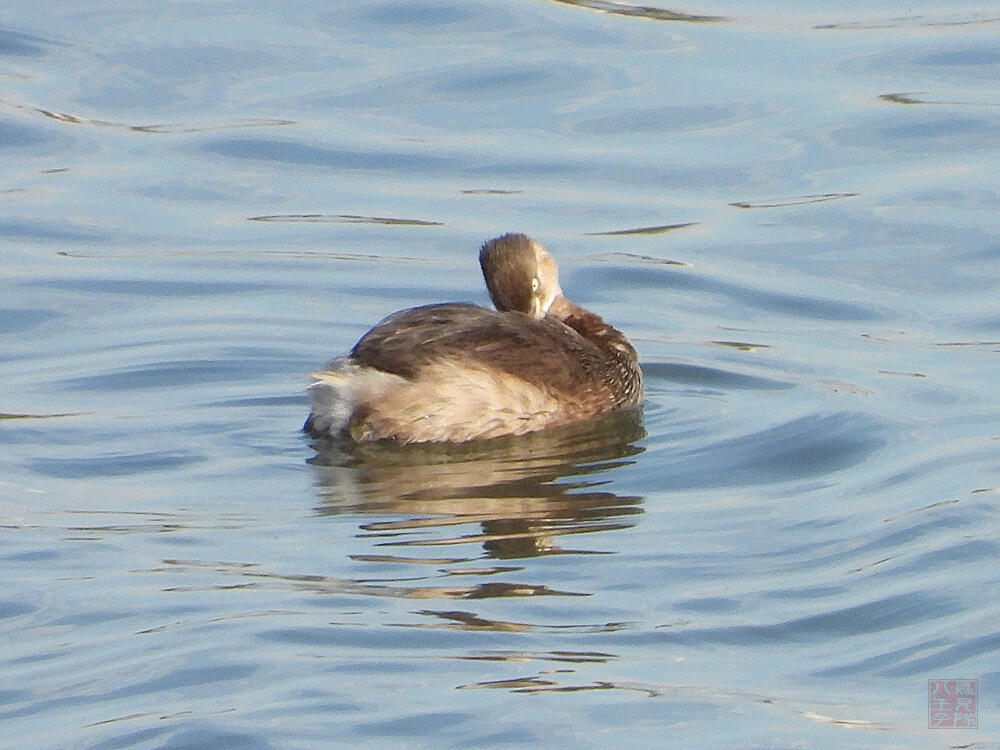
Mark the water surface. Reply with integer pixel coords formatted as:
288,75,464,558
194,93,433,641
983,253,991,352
2,1,999,748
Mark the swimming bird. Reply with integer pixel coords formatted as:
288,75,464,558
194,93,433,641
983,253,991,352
304,233,642,443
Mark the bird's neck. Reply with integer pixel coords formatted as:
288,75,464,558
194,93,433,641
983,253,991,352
547,294,585,321
548,296,636,357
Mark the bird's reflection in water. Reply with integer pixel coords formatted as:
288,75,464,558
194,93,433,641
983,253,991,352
308,408,646,562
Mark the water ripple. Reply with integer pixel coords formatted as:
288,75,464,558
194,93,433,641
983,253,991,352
575,264,885,321
202,137,457,173
641,412,886,489
0,600,36,619
0,307,58,335
27,451,201,479
643,361,793,391
548,0,725,23
652,591,959,646
0,28,50,57
817,12,1000,30
248,213,442,226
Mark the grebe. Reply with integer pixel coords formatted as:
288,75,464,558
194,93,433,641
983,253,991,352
305,233,642,443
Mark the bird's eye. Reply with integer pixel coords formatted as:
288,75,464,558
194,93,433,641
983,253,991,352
531,277,540,293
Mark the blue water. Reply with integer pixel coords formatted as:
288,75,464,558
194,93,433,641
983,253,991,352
2,1,999,748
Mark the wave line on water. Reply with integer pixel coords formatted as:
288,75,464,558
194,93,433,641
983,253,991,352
880,92,1000,107
248,214,443,226
586,222,698,236
730,193,859,209
547,0,726,23
0,94,295,133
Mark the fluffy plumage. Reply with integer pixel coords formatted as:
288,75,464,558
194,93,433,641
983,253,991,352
305,234,642,443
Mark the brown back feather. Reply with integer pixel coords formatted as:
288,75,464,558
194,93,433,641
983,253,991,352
350,302,641,409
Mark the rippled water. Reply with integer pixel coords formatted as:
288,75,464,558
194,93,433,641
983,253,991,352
2,1,999,748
